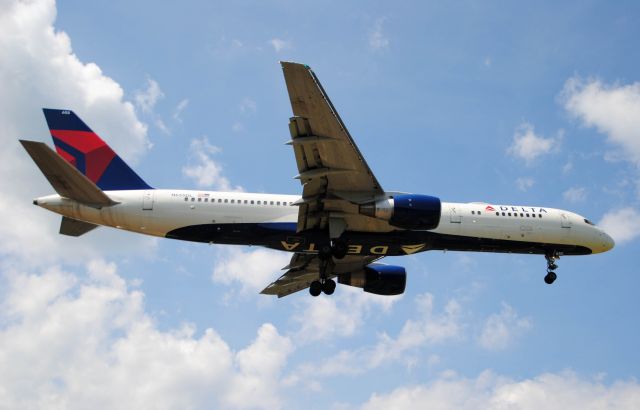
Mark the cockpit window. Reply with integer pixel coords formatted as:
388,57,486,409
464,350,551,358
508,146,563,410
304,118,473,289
584,219,595,226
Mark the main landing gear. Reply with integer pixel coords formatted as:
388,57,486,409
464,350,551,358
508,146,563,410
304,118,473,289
309,278,336,297
544,252,559,285
308,239,346,296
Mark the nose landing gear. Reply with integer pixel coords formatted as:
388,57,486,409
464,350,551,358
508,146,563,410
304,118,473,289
544,252,559,284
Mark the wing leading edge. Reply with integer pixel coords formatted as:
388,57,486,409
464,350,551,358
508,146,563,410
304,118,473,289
281,62,390,237
263,63,394,297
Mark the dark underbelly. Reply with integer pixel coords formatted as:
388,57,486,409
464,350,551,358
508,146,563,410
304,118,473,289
165,223,592,257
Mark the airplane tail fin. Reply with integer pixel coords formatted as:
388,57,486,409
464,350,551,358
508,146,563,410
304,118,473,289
42,108,151,191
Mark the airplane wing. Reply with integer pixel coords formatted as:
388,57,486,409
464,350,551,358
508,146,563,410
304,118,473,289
261,252,381,298
281,62,390,236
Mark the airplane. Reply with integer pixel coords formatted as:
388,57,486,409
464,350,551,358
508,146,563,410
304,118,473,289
20,62,615,298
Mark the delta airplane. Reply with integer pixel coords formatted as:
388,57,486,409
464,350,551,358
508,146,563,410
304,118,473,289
21,62,614,298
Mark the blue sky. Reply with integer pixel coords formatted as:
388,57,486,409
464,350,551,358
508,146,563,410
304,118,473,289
1,0,639,408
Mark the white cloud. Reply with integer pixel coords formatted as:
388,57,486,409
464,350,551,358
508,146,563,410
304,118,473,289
598,207,640,244
240,97,257,113
369,18,390,50
563,187,587,203
155,118,170,134
232,121,245,133
292,286,399,344
211,246,291,295
173,98,189,122
478,303,532,351
362,370,640,410
269,38,292,53
507,123,561,165
135,78,170,134
0,0,154,267
182,136,242,191
285,293,460,386
366,293,462,367
562,76,640,165
516,177,535,192
134,78,164,114
0,261,293,410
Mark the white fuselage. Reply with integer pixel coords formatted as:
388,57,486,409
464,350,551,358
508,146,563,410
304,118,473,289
34,189,615,256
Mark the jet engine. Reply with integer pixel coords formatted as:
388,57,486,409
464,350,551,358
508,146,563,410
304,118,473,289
338,263,406,295
359,194,441,230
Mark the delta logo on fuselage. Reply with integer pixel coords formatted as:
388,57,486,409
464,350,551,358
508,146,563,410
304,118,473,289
485,205,548,213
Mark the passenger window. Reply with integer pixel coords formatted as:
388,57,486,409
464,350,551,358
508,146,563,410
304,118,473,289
526,214,529,217
184,197,188,202
205,198,208,202
244,200,248,204
277,201,281,206
270,201,274,205
218,199,222,203
502,212,505,216
257,201,261,205
191,197,195,202
251,200,255,204
495,212,499,216
471,211,475,215
231,199,235,204
508,212,512,216
224,199,228,203
539,214,542,218
478,211,482,215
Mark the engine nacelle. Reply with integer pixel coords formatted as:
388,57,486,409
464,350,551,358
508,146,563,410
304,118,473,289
338,263,406,296
359,194,441,230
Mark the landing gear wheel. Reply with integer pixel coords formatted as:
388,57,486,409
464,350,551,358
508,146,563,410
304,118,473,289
544,252,560,285
544,271,557,285
322,279,336,295
309,281,322,296
331,240,348,260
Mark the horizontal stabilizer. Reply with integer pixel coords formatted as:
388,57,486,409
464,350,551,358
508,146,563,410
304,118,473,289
59,216,98,237
20,140,116,207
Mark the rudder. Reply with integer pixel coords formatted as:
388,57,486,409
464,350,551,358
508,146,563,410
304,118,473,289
42,108,151,190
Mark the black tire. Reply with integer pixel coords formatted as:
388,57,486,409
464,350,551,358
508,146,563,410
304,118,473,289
544,271,557,285
309,281,322,296
322,279,336,295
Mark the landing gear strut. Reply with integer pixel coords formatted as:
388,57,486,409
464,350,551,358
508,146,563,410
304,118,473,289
544,252,559,285
309,240,343,296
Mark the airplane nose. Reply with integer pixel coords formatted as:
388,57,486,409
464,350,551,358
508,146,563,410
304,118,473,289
601,231,615,252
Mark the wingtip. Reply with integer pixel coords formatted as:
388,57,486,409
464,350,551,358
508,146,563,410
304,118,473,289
280,61,311,70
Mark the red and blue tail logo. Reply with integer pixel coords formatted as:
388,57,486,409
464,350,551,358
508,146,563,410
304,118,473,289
43,109,151,191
